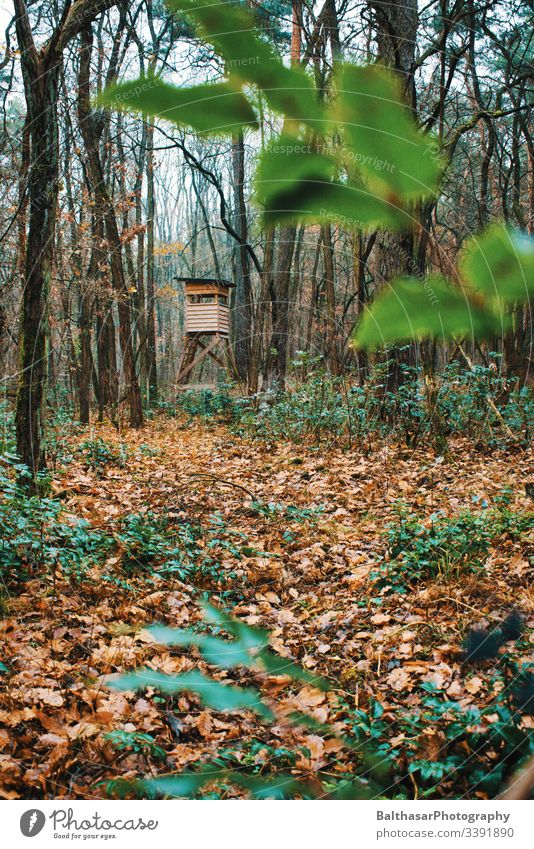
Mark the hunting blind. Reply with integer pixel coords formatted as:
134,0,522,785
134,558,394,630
175,277,238,387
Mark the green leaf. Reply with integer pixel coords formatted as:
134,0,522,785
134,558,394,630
138,772,213,798
167,0,322,128
200,601,268,651
167,0,275,72
337,64,442,199
107,668,273,719
261,67,322,129
258,648,329,689
227,771,315,799
141,767,314,799
262,177,411,229
461,225,534,303
353,276,506,349
97,77,257,134
0,662,9,674
255,134,336,208
326,777,377,799
148,625,253,668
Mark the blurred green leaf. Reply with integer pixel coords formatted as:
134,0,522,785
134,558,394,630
228,771,315,799
261,177,411,229
97,77,257,134
258,648,328,689
150,608,327,688
138,772,212,798
107,668,273,718
337,65,442,198
200,600,268,651
255,134,336,207
326,777,377,799
354,276,506,349
140,767,314,799
461,225,534,303
167,0,322,128
148,625,253,668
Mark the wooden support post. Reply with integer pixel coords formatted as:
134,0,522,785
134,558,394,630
176,334,221,385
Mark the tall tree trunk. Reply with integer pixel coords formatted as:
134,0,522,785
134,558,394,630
231,131,253,385
96,297,118,422
13,0,119,477
146,121,158,404
321,225,337,374
368,0,419,393
268,0,302,389
14,42,60,474
78,23,143,426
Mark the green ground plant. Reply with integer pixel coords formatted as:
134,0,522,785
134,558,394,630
376,497,532,592
104,601,387,800
0,463,112,588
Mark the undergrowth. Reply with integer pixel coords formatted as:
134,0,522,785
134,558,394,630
374,495,533,592
169,360,534,449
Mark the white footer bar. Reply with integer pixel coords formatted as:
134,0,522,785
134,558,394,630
3,800,533,849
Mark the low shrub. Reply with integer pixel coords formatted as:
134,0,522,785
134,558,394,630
377,498,532,590
114,510,250,587
0,465,112,587
77,437,129,471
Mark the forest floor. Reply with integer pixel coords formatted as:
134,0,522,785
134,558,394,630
1,415,533,799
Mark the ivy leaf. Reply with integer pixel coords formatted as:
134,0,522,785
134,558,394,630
107,668,273,719
337,64,442,199
97,77,257,134
461,225,534,303
353,276,506,350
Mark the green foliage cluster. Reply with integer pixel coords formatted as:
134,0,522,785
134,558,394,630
437,362,534,437
170,363,534,448
174,385,238,421
44,405,83,470
104,730,167,762
78,436,129,471
105,602,384,800
0,401,16,457
0,464,111,588
350,674,534,798
377,497,532,590
115,510,249,588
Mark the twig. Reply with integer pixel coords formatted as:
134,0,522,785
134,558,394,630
187,473,256,500
433,597,502,622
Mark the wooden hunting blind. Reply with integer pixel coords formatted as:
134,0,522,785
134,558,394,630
175,277,237,386
182,277,232,335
